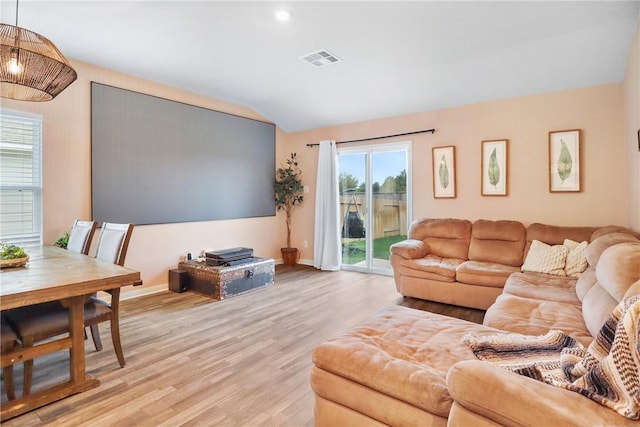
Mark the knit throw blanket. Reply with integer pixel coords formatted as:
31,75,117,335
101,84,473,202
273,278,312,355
464,295,640,420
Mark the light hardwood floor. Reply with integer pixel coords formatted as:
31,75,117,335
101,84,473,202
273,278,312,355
2,265,483,426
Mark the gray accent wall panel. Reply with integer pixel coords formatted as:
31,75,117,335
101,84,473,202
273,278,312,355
91,82,276,225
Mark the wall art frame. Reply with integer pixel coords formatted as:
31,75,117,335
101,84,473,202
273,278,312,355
549,129,581,193
432,145,456,198
481,139,508,196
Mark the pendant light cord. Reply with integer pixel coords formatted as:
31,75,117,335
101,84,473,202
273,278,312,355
15,0,19,26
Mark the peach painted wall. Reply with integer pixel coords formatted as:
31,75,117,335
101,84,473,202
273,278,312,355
0,60,286,294
624,20,640,231
284,83,629,263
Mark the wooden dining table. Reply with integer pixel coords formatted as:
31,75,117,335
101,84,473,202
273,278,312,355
0,246,141,421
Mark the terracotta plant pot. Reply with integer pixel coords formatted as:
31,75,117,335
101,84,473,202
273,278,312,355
281,247,300,266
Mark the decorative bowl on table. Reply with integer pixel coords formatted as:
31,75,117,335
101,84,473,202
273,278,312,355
0,255,29,269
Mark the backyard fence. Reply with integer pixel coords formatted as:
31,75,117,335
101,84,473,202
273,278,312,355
340,193,407,240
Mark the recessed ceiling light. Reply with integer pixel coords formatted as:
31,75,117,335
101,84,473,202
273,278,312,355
275,10,290,21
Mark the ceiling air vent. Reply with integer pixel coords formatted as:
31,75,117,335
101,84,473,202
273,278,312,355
300,50,341,68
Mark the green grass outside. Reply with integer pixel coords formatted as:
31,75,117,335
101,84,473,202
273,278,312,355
342,235,407,265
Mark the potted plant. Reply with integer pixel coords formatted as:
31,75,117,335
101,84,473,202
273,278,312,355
54,231,70,249
274,152,304,266
0,241,29,268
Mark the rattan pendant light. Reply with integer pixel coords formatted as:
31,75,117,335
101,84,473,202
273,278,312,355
0,0,77,101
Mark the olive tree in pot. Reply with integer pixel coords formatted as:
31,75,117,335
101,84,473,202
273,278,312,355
274,152,304,266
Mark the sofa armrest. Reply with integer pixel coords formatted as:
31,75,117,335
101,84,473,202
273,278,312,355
389,239,428,260
446,360,635,427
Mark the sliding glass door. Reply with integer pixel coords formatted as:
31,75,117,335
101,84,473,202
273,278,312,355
338,142,411,275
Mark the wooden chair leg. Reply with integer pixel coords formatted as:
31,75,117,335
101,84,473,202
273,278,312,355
89,324,103,351
110,315,126,367
22,336,34,396
2,362,15,400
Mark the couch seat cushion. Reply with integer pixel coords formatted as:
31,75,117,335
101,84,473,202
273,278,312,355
483,294,592,346
397,255,463,281
455,260,520,288
503,272,580,305
312,305,497,417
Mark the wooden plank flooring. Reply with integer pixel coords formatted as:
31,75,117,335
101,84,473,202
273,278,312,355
1,265,484,426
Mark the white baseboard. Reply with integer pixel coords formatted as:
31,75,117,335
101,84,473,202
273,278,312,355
121,283,168,301
275,257,313,266
121,258,316,301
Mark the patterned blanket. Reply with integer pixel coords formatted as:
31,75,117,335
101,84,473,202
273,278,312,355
464,295,640,420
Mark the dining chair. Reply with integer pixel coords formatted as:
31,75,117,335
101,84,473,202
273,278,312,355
1,317,18,400
88,223,134,359
66,220,97,255
4,222,135,395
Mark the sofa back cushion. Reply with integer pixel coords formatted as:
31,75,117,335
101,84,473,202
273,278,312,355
582,242,640,338
524,223,597,259
591,225,640,241
468,220,526,266
408,218,471,260
585,232,640,268
577,232,639,302
624,279,640,300
575,267,597,301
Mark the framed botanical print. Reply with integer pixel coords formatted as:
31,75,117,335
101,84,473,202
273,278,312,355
432,145,456,198
481,139,508,196
549,129,581,192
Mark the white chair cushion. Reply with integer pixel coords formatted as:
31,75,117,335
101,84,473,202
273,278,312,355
96,229,125,264
67,223,92,254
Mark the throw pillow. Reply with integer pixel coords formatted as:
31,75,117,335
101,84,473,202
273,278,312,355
563,239,589,277
521,240,568,276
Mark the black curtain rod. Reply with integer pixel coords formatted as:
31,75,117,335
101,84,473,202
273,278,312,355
306,129,435,147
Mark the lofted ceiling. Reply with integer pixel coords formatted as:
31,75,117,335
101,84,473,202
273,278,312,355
1,1,639,132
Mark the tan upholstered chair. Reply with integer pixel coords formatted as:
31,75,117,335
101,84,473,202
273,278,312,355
66,220,97,255
1,317,18,400
4,223,135,395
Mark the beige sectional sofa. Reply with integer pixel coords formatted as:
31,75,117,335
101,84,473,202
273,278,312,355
390,218,603,309
311,220,640,427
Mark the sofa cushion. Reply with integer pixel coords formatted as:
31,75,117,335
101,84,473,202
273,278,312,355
591,225,640,241
525,223,597,258
579,242,640,339
467,220,526,267
408,218,471,260
595,242,640,301
575,267,598,302
624,280,640,299
396,255,462,281
447,360,639,427
389,239,428,259
582,284,618,338
521,240,569,276
311,305,497,417
455,261,520,288
503,272,580,305
563,239,588,277
585,233,639,267
483,294,592,346
312,371,440,427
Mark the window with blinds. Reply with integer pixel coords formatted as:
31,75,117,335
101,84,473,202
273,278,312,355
0,111,43,247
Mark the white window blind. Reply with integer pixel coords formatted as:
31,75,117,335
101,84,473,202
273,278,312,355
0,111,43,247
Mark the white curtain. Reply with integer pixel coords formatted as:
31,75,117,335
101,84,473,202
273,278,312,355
313,140,341,271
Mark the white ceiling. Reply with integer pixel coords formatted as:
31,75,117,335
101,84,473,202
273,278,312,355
1,1,639,132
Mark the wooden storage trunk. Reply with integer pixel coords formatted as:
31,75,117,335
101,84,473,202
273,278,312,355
178,257,275,300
